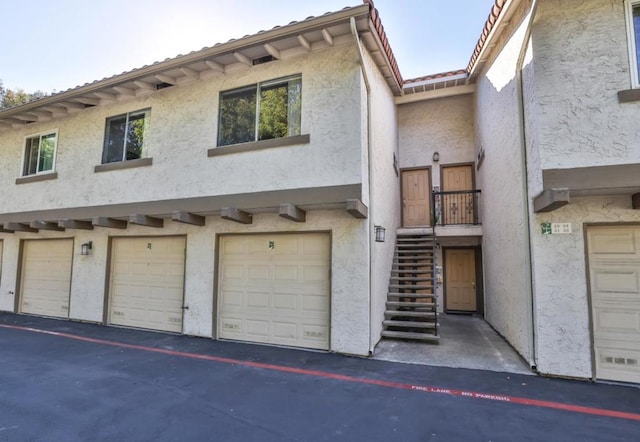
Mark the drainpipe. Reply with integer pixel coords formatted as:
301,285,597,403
516,0,540,370
350,17,374,355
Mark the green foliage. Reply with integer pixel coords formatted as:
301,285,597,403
0,79,47,110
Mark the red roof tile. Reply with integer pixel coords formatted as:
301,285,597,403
466,0,509,73
363,0,403,87
403,70,467,85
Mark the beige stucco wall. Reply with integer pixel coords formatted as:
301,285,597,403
359,43,401,351
0,43,364,215
0,210,371,355
532,0,640,170
531,196,640,378
474,1,534,365
398,94,475,187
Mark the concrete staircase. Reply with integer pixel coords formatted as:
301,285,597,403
381,230,439,343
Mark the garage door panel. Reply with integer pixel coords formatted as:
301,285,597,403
588,226,640,384
219,233,330,350
590,230,638,255
109,237,185,333
21,239,73,319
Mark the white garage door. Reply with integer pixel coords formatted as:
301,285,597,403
109,237,186,333
20,239,73,319
588,225,640,384
218,233,331,350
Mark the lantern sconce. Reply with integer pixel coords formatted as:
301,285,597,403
374,225,386,243
432,151,440,162
81,241,93,256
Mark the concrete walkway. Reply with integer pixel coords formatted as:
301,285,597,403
374,314,532,374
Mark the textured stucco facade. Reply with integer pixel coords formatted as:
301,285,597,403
398,94,475,187
0,44,364,217
0,39,379,357
521,0,640,378
474,1,535,365
360,43,401,351
532,0,640,170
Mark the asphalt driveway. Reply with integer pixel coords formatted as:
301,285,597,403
0,313,638,442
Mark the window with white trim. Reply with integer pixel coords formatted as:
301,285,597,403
217,75,302,147
102,109,150,164
22,131,58,176
625,0,640,87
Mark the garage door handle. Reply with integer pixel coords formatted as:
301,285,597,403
181,305,189,310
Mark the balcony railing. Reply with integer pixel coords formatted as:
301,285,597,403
432,190,481,226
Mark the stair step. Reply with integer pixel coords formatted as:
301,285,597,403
389,284,433,290
391,269,434,274
383,320,438,329
396,241,434,249
390,276,432,282
385,310,436,318
396,237,434,242
386,301,435,308
395,249,434,254
381,330,440,342
387,293,435,298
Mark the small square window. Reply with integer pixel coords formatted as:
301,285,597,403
102,109,150,164
625,0,640,87
218,76,301,147
22,131,58,176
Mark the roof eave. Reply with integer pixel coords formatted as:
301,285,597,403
0,4,371,119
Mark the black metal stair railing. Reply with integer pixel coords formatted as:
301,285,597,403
432,190,481,226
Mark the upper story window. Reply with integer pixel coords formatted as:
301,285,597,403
625,0,640,87
217,75,301,147
102,109,150,164
22,131,57,176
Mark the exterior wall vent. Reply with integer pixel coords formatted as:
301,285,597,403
253,55,275,65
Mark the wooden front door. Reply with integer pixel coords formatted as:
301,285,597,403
402,169,430,227
441,165,474,224
445,249,477,312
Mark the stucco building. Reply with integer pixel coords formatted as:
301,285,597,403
0,0,639,385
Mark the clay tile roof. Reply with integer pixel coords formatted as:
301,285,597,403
363,0,403,86
403,70,467,85
466,0,509,73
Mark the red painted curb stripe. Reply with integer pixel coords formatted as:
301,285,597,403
2,323,640,422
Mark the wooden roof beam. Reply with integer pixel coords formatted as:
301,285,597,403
92,217,127,229
321,28,334,46
72,97,100,106
278,203,306,223
263,43,281,59
204,60,225,72
94,92,117,101
133,80,156,91
346,199,368,219
221,207,252,224
113,86,135,96
5,223,38,232
179,67,200,80
233,51,252,67
297,35,311,51
30,221,65,231
172,211,205,226
129,214,164,228
59,219,94,230
155,74,177,85
58,101,85,111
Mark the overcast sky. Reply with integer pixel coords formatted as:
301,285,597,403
0,0,495,93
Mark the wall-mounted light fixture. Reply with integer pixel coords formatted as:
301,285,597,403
81,241,93,256
374,225,386,242
432,151,440,162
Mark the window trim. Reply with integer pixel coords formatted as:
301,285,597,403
625,0,640,88
217,74,302,147
20,129,59,177
102,108,150,164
